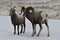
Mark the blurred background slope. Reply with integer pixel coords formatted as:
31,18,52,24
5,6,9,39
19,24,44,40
0,0,60,19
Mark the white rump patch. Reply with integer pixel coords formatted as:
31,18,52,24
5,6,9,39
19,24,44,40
41,11,48,22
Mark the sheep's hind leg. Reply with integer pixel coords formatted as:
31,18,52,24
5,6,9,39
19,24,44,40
20,25,23,33
23,23,26,33
45,20,50,37
17,25,19,35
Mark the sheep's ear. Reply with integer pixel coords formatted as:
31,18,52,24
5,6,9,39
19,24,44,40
8,7,12,11
8,6,12,10
40,11,43,13
13,6,16,9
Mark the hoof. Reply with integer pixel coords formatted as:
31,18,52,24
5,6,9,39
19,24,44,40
20,32,22,33
32,34,34,36
18,33,20,35
23,32,25,33
18,34,19,35
48,34,50,37
37,34,39,37
14,33,16,35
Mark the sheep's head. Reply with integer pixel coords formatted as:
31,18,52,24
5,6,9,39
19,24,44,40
20,6,26,16
9,6,16,16
25,6,34,16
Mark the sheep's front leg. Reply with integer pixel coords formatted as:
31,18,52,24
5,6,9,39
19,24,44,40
14,25,16,35
32,24,36,36
37,24,42,37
